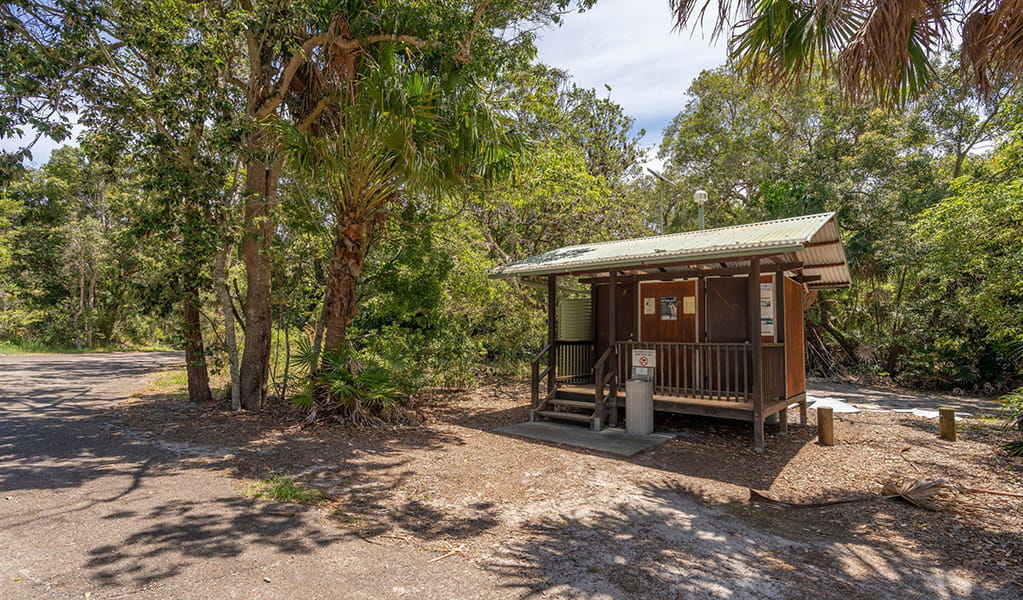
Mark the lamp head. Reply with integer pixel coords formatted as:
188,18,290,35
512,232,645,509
694,189,708,205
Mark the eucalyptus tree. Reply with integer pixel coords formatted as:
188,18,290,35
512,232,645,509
0,2,96,182
669,0,1023,104
69,0,243,403
202,0,595,408
5,0,596,409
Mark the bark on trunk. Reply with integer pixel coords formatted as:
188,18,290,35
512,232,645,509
86,273,95,348
73,273,84,350
310,286,329,371
320,219,369,360
215,248,241,411
238,152,281,410
183,284,213,403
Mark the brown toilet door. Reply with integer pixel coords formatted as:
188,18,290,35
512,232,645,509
639,281,697,391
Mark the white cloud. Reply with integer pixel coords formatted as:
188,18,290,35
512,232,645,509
535,0,726,145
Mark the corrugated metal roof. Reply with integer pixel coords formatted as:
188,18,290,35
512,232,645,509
490,212,851,288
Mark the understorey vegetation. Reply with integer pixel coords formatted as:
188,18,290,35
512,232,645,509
1,1,1021,426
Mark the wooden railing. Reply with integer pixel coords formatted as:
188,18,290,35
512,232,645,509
555,340,595,384
593,345,618,428
615,341,752,402
530,343,554,412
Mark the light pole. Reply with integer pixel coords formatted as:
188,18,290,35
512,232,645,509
647,168,709,230
694,189,707,230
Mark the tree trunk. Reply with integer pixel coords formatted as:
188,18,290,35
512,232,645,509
73,273,84,350
320,219,369,360
215,247,241,411
86,272,96,348
238,152,281,409
310,286,329,372
183,283,213,403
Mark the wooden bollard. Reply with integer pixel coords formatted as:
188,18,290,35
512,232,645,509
939,407,957,441
818,406,834,446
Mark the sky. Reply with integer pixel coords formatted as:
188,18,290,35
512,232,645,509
2,0,728,168
534,0,727,162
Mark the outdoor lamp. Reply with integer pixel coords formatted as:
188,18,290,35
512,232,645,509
694,189,708,230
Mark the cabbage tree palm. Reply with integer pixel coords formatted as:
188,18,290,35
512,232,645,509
285,48,521,364
670,0,1023,104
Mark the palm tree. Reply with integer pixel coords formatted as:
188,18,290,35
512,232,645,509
284,47,522,364
670,0,1023,104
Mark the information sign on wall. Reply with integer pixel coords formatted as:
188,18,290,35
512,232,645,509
760,282,775,338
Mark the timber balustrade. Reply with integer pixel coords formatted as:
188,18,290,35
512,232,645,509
615,341,754,402
593,345,618,427
529,343,554,411
529,340,783,424
554,340,595,384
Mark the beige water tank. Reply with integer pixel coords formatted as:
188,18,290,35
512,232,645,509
558,298,592,341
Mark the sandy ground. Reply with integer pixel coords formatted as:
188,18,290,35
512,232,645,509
3,352,1022,599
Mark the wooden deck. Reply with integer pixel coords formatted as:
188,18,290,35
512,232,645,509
556,384,803,422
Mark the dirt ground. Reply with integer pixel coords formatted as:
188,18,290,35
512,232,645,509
115,374,1023,599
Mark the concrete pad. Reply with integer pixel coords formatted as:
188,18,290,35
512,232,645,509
494,421,675,457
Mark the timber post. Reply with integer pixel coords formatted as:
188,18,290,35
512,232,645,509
818,406,835,446
939,407,957,441
749,258,764,453
547,274,557,398
606,268,618,429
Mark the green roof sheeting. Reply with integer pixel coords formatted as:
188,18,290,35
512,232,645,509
490,212,851,288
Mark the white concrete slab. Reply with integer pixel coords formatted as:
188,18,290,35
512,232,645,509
494,421,675,457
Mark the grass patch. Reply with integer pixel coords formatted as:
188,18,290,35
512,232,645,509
0,339,174,355
246,475,325,504
145,369,190,399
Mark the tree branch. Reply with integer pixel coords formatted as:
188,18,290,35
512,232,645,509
254,33,443,119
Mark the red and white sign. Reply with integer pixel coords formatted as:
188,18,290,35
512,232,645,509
632,349,657,368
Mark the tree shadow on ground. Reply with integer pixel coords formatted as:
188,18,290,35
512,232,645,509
488,480,1020,600
1,353,502,591
84,495,345,588
479,407,817,492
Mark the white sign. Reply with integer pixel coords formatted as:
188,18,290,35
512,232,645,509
760,282,775,339
632,349,657,368
643,297,656,314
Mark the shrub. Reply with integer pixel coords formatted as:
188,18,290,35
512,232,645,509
292,343,419,426
1000,388,1023,457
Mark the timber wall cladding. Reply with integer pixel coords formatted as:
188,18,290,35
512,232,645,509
704,277,748,343
784,276,806,396
593,282,637,355
638,280,697,343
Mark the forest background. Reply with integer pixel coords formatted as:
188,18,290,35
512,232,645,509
2,1,1021,420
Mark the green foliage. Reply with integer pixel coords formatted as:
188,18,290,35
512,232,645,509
0,147,174,348
1002,388,1023,432
1000,388,1023,457
293,347,415,426
658,62,1021,390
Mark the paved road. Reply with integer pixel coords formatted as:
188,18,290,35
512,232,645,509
0,352,516,600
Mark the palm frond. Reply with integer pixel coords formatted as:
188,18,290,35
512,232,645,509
676,0,1023,104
